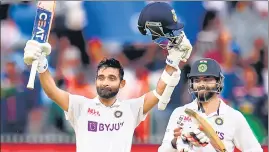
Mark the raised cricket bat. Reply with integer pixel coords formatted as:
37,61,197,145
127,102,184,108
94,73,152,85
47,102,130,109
27,1,56,89
184,108,227,152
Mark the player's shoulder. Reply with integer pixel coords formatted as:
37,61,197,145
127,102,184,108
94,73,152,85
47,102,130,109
120,95,146,104
223,103,245,119
171,102,193,115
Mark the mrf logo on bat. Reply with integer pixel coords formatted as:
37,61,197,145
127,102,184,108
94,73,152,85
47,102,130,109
32,2,52,43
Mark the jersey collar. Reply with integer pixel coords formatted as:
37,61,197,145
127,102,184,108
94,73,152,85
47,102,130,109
187,98,228,116
93,96,121,108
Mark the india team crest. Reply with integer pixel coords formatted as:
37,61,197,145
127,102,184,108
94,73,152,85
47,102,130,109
198,64,207,73
114,110,123,118
171,9,177,22
215,117,224,125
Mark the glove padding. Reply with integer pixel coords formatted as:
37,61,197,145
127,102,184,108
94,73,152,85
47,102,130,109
177,137,193,152
166,32,192,68
180,125,209,147
24,40,51,65
24,40,51,73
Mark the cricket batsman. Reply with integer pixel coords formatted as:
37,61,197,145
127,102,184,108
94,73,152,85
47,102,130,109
158,58,263,152
23,2,192,152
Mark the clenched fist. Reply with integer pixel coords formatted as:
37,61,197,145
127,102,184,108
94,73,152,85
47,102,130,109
24,40,51,73
173,128,193,152
180,125,210,147
171,125,209,152
24,40,51,65
166,32,192,69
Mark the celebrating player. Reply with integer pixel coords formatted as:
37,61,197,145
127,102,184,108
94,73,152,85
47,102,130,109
137,2,192,110
23,2,192,152
158,58,263,152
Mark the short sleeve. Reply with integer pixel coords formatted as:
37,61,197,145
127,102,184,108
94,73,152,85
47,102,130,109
126,95,147,127
233,111,263,152
64,93,86,128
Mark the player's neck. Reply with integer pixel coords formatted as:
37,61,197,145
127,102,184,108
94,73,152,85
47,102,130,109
98,96,117,107
200,95,220,115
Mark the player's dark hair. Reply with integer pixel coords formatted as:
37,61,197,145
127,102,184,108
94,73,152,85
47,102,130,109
97,58,124,81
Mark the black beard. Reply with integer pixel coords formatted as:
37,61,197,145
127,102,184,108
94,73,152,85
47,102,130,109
194,86,216,102
96,87,119,99
194,92,215,102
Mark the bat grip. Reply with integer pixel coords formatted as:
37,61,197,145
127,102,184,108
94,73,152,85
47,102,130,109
27,60,39,89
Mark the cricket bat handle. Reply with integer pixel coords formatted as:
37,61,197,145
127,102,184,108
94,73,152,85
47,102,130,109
26,1,56,90
27,60,39,89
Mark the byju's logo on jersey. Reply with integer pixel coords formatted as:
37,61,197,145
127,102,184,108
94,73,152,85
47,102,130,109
88,121,124,132
216,131,225,140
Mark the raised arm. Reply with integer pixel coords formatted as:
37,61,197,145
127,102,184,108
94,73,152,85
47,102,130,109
24,40,69,111
143,65,179,114
39,70,69,111
143,32,193,114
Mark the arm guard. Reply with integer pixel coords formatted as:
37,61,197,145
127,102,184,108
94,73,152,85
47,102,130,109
153,69,181,110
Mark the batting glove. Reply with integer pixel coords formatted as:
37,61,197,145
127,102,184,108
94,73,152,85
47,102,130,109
166,31,192,68
176,137,194,152
24,40,51,73
181,125,210,147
